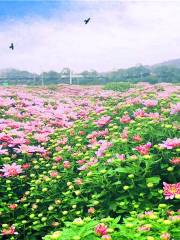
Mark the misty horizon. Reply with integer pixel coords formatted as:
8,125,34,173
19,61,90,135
1,56,180,76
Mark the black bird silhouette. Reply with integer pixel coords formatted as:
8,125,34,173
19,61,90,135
84,18,90,24
9,43,14,50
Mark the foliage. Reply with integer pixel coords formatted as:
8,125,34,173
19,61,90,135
44,210,180,240
103,82,134,92
0,83,179,239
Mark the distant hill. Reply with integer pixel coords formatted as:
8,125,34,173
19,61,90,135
0,68,37,78
152,58,180,68
0,68,39,85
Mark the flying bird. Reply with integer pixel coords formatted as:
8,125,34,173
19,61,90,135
9,43,14,50
84,18,91,24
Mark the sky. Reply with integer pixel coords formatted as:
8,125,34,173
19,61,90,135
0,0,180,73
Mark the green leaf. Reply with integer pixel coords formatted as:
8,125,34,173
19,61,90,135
146,176,161,184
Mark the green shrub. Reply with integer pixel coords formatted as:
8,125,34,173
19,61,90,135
43,209,180,240
103,82,134,92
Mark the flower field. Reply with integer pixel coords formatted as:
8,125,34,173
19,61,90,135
0,83,180,240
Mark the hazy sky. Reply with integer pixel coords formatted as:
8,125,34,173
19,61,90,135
0,0,180,73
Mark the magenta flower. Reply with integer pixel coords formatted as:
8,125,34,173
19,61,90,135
163,182,180,199
95,224,108,236
134,142,151,155
0,163,23,177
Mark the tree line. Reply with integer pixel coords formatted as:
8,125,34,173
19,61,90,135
0,65,180,85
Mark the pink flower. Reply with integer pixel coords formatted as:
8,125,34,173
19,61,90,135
88,138,99,148
55,146,62,151
96,116,111,127
134,109,146,118
78,165,87,171
21,163,30,169
0,145,8,155
55,156,62,162
75,178,83,185
0,163,22,177
79,131,85,135
170,103,180,115
96,141,112,157
170,157,180,165
15,144,46,154
134,142,151,155
95,224,108,236
137,224,151,232
33,133,49,143
8,137,29,147
120,114,131,123
87,158,98,167
133,135,142,142
144,211,154,216
0,133,13,143
58,137,68,145
169,215,180,222
116,154,125,161
146,112,160,119
50,171,59,177
8,204,18,210
160,233,171,240
142,99,158,107
76,159,86,165
63,161,71,169
160,138,180,149
88,207,95,214
121,127,128,139
163,182,180,199
95,106,104,114
102,235,112,240
1,226,18,235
